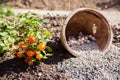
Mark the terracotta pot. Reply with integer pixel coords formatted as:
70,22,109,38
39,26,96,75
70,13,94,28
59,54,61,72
61,8,113,57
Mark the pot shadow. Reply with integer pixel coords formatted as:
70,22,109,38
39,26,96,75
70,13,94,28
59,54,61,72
96,0,120,10
43,37,73,64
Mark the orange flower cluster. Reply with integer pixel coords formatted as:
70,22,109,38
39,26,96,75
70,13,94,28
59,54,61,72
17,37,46,66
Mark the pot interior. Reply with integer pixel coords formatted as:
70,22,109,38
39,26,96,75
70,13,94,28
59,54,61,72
65,10,110,51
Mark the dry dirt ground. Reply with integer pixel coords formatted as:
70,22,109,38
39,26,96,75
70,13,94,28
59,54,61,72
0,0,120,11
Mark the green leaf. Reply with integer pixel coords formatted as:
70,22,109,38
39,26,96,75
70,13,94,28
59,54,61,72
1,36,8,40
8,37,15,43
0,32,8,36
42,50,46,55
27,30,35,37
45,53,53,56
38,20,44,24
31,58,36,62
41,34,46,42
5,8,14,16
44,30,52,36
0,41,5,46
10,30,18,36
3,46,8,50
42,56,48,59
20,18,27,25
46,46,52,52
0,49,5,55
7,25,14,29
38,35,41,39
38,19,49,24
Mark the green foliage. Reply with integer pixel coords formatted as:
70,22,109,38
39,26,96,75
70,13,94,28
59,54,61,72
0,20,18,55
17,12,51,43
46,46,53,52
44,30,52,36
0,8,52,58
0,7,14,18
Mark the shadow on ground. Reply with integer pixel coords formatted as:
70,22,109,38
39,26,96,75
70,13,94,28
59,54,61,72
43,37,73,64
0,57,28,77
0,37,73,77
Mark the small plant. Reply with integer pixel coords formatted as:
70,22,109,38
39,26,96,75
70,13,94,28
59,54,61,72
0,7,53,65
15,12,52,66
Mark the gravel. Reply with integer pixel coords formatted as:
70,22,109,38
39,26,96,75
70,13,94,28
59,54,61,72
112,26,120,43
56,45,120,80
70,42,100,53
67,32,100,53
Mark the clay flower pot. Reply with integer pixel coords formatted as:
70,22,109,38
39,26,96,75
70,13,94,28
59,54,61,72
61,8,113,57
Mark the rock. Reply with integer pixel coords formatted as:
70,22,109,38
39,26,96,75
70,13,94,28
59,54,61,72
84,36,88,40
91,36,96,41
85,40,90,44
38,72,42,77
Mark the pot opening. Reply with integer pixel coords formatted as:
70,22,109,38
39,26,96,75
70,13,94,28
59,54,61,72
65,10,111,52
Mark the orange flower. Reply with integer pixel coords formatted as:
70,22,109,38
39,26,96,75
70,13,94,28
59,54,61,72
36,54,43,60
27,51,35,57
38,43,46,51
28,37,36,43
21,45,28,50
17,52,23,58
19,42,25,47
19,42,28,50
33,50,36,54
25,57,33,66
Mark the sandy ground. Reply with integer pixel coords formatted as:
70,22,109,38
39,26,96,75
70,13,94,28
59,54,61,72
1,0,120,11
14,9,120,26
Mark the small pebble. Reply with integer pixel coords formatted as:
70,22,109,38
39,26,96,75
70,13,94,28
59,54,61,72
84,36,88,40
79,32,83,36
85,40,90,44
38,72,42,77
91,37,96,41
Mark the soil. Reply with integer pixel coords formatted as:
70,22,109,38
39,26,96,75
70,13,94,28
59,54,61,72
0,13,71,80
1,0,120,11
0,11,120,79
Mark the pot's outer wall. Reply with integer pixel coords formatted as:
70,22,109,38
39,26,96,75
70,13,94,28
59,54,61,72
61,8,112,57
